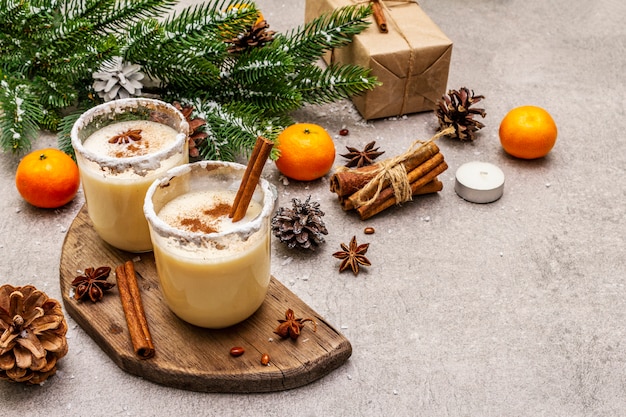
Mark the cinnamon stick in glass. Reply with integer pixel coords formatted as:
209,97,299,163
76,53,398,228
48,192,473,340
115,260,155,359
230,136,273,222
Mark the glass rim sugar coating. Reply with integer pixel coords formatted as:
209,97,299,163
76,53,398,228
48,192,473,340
71,97,189,176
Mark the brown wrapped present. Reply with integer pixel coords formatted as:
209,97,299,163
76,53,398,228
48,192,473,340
305,0,453,120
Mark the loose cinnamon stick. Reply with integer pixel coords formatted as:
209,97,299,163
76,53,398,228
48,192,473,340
230,136,273,222
371,0,388,33
115,261,155,359
357,161,448,220
330,141,440,197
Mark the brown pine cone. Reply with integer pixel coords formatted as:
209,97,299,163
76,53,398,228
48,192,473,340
0,285,69,385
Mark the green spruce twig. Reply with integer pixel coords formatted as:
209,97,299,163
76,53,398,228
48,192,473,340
1,0,378,160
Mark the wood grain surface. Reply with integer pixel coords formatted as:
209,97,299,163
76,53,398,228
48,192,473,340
59,205,351,393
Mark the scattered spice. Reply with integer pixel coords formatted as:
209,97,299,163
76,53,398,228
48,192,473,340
339,128,349,136
71,266,115,302
340,141,385,168
274,308,317,340
364,226,375,235
230,346,245,357
333,236,371,275
260,353,270,366
108,128,143,144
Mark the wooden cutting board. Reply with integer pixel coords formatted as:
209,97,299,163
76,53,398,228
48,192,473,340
59,205,351,393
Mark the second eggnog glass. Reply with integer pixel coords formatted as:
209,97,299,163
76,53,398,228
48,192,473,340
71,98,189,252
143,161,277,328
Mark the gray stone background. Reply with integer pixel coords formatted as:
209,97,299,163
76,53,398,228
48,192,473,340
1,0,625,416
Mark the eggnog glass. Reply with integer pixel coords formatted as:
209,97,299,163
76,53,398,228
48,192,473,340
144,161,277,328
71,98,189,252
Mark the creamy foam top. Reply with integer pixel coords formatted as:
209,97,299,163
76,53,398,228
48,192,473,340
157,190,262,235
83,120,180,159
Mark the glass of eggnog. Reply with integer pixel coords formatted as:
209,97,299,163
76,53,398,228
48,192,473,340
71,98,189,252
143,161,277,328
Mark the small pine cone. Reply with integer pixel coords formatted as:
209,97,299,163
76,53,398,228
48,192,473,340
172,101,208,159
0,285,68,385
227,20,276,53
271,196,328,251
436,87,486,141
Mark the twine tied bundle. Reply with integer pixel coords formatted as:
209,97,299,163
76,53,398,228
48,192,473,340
339,126,453,209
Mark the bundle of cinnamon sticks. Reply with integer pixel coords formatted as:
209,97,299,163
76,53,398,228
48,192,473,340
330,140,448,220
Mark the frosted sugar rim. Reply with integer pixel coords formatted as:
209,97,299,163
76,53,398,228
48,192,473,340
71,98,189,176
144,161,277,246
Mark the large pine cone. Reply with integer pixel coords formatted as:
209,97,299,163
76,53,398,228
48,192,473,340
0,285,68,385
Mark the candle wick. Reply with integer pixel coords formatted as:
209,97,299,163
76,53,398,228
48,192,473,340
480,171,489,176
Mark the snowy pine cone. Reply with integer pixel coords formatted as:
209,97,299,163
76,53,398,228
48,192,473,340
92,57,145,102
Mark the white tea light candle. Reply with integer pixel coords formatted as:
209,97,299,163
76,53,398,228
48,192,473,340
455,161,505,203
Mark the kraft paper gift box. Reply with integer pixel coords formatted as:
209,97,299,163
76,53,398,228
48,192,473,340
304,0,453,120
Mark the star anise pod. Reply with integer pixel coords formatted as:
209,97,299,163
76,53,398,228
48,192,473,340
333,236,371,276
108,129,142,144
71,266,115,303
340,141,385,168
172,101,208,159
274,308,317,340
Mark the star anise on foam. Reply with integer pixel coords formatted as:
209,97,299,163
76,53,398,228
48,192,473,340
108,129,142,144
71,266,115,303
273,308,317,340
340,141,385,168
333,236,371,276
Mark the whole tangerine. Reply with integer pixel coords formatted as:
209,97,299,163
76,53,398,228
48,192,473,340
15,148,80,208
275,123,336,181
499,106,558,159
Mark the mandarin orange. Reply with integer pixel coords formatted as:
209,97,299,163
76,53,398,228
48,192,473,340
275,123,335,181
15,148,80,208
499,106,558,159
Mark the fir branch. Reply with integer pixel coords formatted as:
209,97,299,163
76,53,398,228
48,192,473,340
31,76,78,109
163,0,256,40
192,99,291,161
84,0,178,34
227,46,295,86
276,4,372,65
124,18,225,89
293,64,380,105
57,110,84,158
3,1,378,157
0,0,27,22
0,79,43,153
